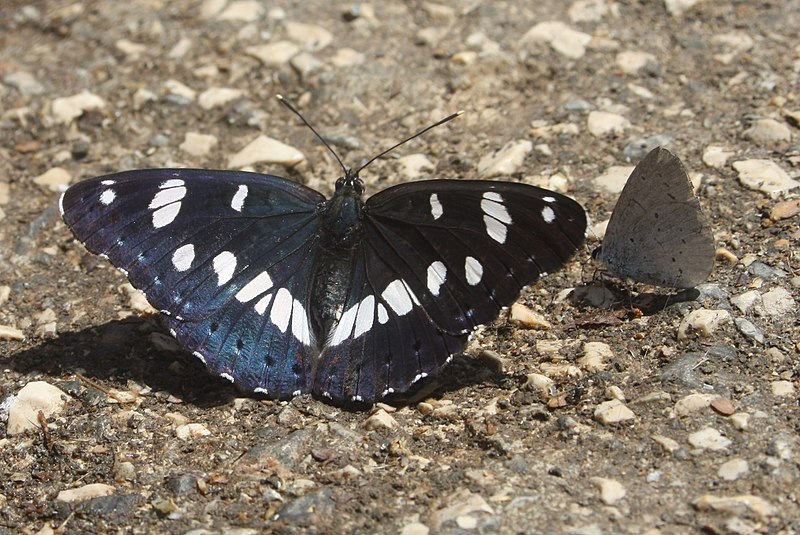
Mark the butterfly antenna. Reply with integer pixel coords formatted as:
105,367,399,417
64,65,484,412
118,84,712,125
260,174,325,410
277,94,348,176
354,110,464,175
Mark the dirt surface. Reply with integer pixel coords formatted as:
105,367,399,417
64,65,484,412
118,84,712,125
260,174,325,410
1,1,799,533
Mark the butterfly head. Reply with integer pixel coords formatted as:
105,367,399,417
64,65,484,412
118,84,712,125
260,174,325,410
335,169,365,197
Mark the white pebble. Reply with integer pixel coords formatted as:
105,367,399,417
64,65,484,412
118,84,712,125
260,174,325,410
718,458,749,481
578,341,613,371
771,380,795,397
164,79,197,101
594,399,635,424
0,325,25,341
33,167,71,191
522,21,592,59
509,303,552,330
246,41,300,65
228,135,305,168
180,132,218,157
398,154,434,180
664,0,702,16
587,111,630,137
677,309,730,340
198,87,243,110
593,164,634,194
218,0,263,22
760,287,795,316
290,52,323,77
616,50,656,74
568,0,614,23
3,70,45,95
51,91,106,124
133,88,157,110
590,477,626,505
331,48,365,67
742,118,791,145
692,494,777,519
175,423,212,439
688,427,731,451
115,38,147,59
6,381,69,435
364,409,398,430
285,21,333,51
673,393,715,416
730,290,760,314
56,483,116,504
478,140,532,178
733,159,799,197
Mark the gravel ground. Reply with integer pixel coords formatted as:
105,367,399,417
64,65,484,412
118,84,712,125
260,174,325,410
1,1,799,533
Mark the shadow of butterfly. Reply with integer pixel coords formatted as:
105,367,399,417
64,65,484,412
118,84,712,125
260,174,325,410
60,103,587,406
593,147,715,289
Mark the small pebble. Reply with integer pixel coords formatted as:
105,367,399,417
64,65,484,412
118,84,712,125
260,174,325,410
568,0,613,23
115,38,147,59
770,380,795,397
218,0,263,22
163,79,197,101
616,50,656,74
180,132,218,158
175,423,211,440
6,381,69,435
285,21,334,51
33,167,72,191
665,0,702,16
688,427,731,451
742,118,791,145
198,87,243,110
732,159,799,197
133,88,157,109
523,373,555,395
770,199,800,221
692,494,777,520
246,41,300,65
728,412,750,431
168,37,193,59
730,290,761,314
509,303,551,330
330,48,365,67
590,477,626,505
652,434,680,453
397,154,434,180
228,135,305,168
51,91,106,124
523,21,591,59
587,111,630,137
364,409,398,430
290,52,323,77
710,397,735,416
400,522,430,535
677,309,730,340
56,483,116,504
0,325,25,341
593,164,634,194
478,140,532,178
734,318,764,344
760,287,795,316
3,70,45,96
702,145,734,168
594,399,635,424
718,458,749,481
673,393,715,416
578,341,613,371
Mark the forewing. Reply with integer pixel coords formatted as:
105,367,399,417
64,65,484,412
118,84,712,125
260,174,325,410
600,148,715,288
61,168,325,398
313,179,587,403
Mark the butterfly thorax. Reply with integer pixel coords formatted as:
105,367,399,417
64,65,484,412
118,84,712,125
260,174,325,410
310,171,365,345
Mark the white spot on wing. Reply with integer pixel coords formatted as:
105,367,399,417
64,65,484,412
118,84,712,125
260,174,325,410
541,206,555,223
270,288,293,333
353,295,376,339
212,251,236,286
149,186,187,210
254,293,273,315
235,271,273,303
99,189,116,205
220,372,234,383
426,261,447,296
153,203,181,228
231,185,248,212
330,301,358,346
381,279,414,316
483,191,503,202
254,387,269,394
542,196,556,203
291,299,312,345
465,256,483,286
101,179,116,186
483,215,507,243
159,179,184,189
172,243,195,272
429,193,443,220
192,351,207,364
58,192,66,216
480,197,512,224
377,303,389,324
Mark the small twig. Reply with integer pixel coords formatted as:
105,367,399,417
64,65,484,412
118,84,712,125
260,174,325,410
74,372,129,403
38,410,53,452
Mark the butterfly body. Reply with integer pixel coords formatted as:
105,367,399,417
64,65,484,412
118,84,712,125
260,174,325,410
61,162,586,405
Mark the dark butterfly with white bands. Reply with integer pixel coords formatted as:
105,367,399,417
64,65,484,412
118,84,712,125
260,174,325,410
60,114,586,405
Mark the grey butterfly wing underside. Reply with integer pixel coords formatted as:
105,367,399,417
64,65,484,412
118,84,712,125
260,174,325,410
599,147,714,288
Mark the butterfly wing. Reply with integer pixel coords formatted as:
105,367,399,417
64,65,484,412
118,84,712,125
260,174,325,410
313,180,587,402
599,147,715,288
61,169,325,398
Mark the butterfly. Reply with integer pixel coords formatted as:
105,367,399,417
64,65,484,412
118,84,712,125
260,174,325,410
593,147,714,289
60,103,587,405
